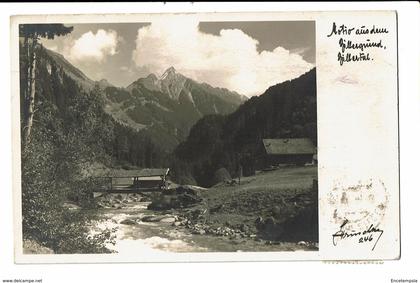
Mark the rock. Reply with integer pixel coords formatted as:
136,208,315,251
141,215,175,223
141,215,159,222
173,221,182,227
239,224,249,233
160,217,176,223
120,218,137,225
191,228,206,235
298,241,307,246
149,186,203,210
272,206,282,219
231,239,244,245
62,202,81,211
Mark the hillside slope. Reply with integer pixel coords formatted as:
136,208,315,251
174,68,317,186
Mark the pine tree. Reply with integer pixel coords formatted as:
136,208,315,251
20,24,73,149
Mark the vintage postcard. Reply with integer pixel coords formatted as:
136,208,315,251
10,10,399,263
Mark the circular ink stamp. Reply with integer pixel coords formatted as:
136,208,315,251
328,179,389,250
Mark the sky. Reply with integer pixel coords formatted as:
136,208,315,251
40,20,315,97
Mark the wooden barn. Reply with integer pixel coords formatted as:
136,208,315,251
261,138,316,167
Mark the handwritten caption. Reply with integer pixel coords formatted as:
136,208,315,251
327,22,389,66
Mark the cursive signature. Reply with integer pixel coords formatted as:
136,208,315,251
332,219,384,251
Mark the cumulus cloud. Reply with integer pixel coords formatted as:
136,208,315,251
68,29,119,62
47,45,58,52
132,18,313,96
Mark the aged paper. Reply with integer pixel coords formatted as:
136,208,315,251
10,11,399,263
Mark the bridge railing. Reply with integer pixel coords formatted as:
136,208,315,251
91,176,167,192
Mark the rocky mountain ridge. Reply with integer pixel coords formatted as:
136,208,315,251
44,48,247,151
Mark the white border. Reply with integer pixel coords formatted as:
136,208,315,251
1,2,419,283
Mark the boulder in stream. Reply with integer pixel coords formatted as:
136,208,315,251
148,185,203,211
160,217,176,223
120,218,137,225
141,215,176,223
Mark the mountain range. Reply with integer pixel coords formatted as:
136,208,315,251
44,49,247,151
30,45,316,186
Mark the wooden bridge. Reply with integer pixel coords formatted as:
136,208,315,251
92,168,170,194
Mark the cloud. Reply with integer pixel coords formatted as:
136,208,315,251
290,46,312,56
47,45,58,52
68,29,119,62
132,18,313,96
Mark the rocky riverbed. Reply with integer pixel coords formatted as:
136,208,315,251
92,168,319,254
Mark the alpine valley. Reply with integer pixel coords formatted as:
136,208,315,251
19,23,318,256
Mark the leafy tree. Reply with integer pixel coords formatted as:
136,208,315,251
19,30,119,253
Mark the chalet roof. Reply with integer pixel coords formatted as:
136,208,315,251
98,168,169,178
262,138,316,155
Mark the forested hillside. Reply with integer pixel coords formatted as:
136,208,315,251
19,25,165,253
174,68,317,187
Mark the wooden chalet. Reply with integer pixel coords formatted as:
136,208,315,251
261,138,316,166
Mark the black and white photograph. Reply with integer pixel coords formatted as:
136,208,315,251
3,2,419,283
17,19,318,255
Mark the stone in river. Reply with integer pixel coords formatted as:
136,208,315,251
141,215,161,222
120,218,137,225
160,217,176,223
